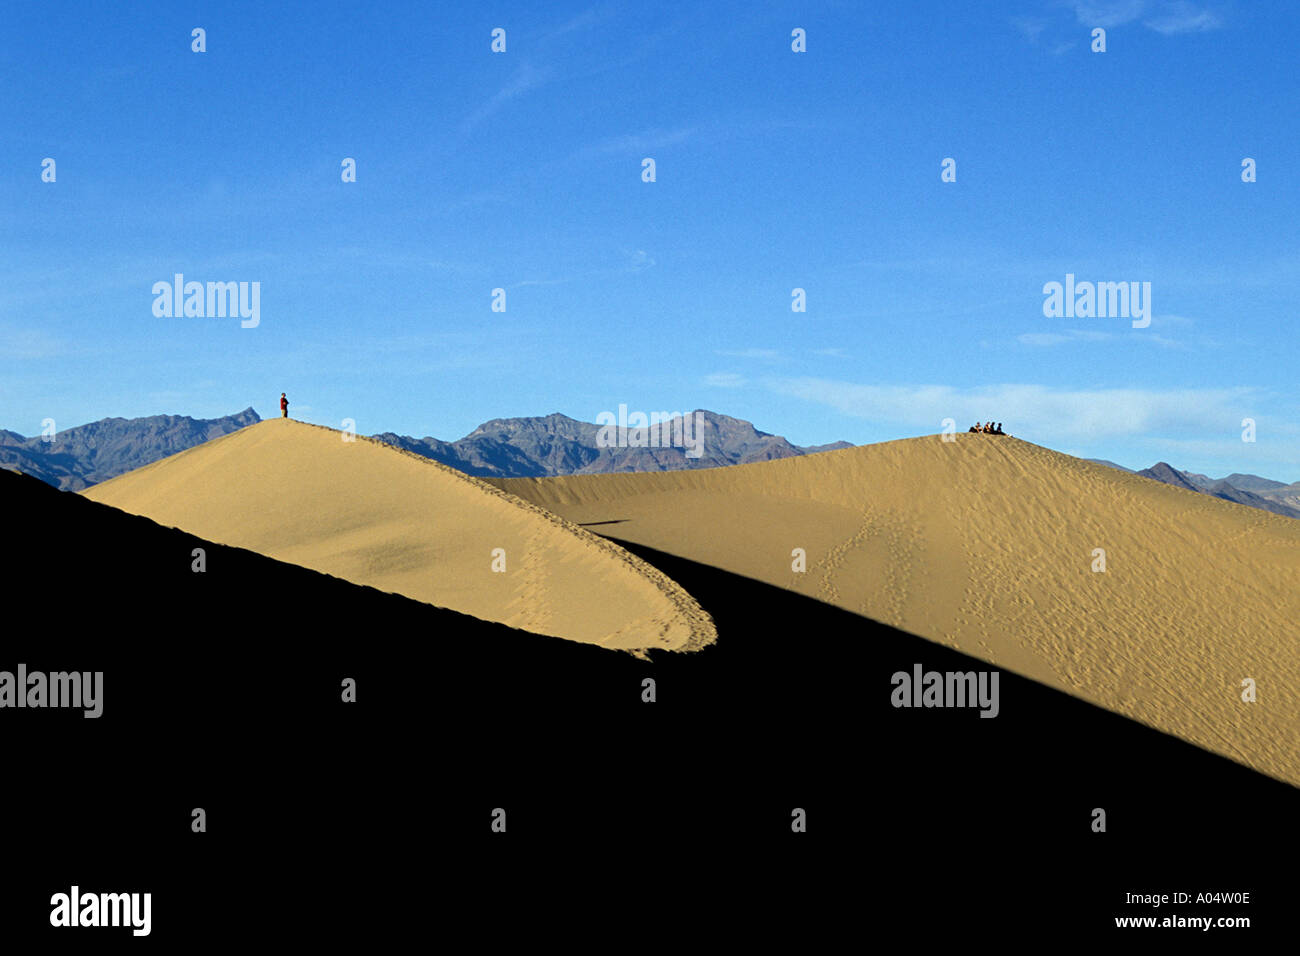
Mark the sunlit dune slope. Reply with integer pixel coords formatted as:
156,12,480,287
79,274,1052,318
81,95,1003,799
492,434,1300,785
83,419,714,653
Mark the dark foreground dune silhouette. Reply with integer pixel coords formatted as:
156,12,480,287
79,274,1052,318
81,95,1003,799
3,468,1293,939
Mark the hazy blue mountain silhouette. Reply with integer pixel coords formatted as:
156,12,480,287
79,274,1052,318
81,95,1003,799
371,409,854,477
1137,461,1203,492
0,408,261,490
0,407,849,488
1221,472,1291,493
1131,461,1300,519
1084,458,1133,472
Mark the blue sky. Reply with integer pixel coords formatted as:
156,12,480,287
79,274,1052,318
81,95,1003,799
2,1,1297,479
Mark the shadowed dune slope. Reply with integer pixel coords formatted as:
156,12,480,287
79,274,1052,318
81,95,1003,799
82,419,714,653
493,434,1300,785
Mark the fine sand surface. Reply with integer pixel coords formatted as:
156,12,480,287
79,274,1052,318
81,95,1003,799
492,435,1300,786
83,419,714,654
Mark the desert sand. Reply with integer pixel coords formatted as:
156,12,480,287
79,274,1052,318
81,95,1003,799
83,419,714,653
491,434,1300,786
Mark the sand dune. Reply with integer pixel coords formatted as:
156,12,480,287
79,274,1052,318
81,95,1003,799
83,419,714,653
492,434,1300,785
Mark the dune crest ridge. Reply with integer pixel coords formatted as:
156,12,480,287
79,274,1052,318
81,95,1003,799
83,419,714,654
494,434,1300,785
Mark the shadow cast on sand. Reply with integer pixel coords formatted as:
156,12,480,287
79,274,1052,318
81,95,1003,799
5,469,1293,934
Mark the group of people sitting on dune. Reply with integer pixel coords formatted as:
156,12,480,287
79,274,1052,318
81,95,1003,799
969,422,1005,434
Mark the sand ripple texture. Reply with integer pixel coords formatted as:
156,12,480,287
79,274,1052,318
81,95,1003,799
84,419,714,655
494,435,1300,786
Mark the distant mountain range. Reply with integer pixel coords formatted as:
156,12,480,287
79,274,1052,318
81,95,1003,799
1088,459,1300,519
371,410,854,478
0,408,261,491
0,408,850,489
5,408,1296,520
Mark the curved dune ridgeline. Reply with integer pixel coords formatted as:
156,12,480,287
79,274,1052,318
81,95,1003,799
492,434,1300,786
83,419,715,654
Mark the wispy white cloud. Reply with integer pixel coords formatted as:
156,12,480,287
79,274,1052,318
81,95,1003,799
445,192,508,212
624,249,656,271
1143,435,1300,472
1019,314,1198,348
515,276,577,288
1144,1,1222,34
300,247,487,278
716,348,781,360
704,372,747,388
1018,329,1115,346
768,378,1287,443
461,61,552,130
0,325,71,360
1068,0,1149,28
539,5,615,42
1017,1,1223,45
512,247,657,289
1012,17,1049,42
574,126,695,160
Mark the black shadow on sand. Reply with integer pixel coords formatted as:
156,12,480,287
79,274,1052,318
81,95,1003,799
3,469,1292,940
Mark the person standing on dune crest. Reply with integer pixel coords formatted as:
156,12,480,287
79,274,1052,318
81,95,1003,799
280,392,289,419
